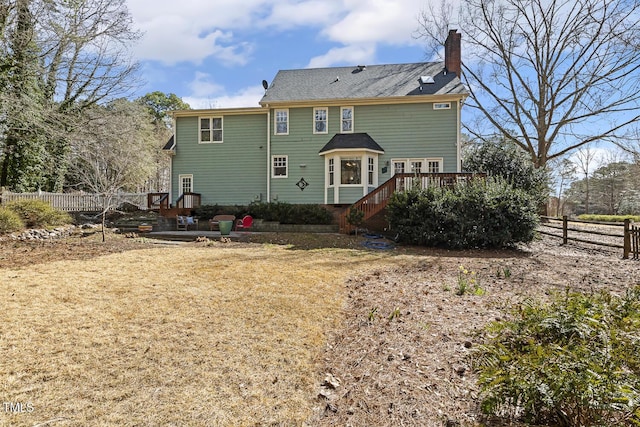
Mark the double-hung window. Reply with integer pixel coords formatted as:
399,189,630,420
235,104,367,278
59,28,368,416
199,117,223,143
314,107,328,134
341,107,353,133
328,158,335,186
272,156,288,178
428,160,441,173
275,109,289,135
200,117,222,144
410,161,423,174
367,157,374,185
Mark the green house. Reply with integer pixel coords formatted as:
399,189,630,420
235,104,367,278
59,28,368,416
166,31,467,209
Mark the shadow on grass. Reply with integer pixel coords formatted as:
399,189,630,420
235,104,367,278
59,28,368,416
244,232,536,260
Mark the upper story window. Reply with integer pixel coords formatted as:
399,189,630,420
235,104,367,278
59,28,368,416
272,155,288,178
199,117,223,143
275,109,289,135
433,102,451,110
314,107,328,134
341,107,353,133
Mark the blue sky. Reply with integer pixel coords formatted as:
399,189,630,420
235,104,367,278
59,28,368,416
126,0,435,109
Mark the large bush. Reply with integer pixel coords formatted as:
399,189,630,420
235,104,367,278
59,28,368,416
464,138,549,205
473,288,640,426
0,207,25,233
5,199,71,228
387,178,538,248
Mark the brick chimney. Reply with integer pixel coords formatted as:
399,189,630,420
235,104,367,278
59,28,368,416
444,29,462,77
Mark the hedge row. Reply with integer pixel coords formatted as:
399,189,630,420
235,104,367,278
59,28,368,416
387,178,539,249
577,214,640,223
195,202,334,225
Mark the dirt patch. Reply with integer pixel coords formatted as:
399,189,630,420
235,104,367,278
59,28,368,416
310,236,639,426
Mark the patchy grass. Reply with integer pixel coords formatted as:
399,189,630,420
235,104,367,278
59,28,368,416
0,244,385,426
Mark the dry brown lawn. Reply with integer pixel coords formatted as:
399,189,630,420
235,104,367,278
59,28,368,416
0,238,390,426
1,231,638,426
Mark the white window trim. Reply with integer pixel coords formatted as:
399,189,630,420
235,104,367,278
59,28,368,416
339,156,363,186
433,102,451,110
272,155,288,178
367,157,375,186
340,106,354,133
427,158,444,173
178,174,193,194
328,158,335,187
313,107,328,135
391,158,444,174
274,109,289,135
198,116,223,144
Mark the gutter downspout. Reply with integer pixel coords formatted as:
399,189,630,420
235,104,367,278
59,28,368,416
457,100,462,172
266,106,271,202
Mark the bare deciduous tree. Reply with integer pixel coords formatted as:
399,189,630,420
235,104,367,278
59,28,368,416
69,99,156,241
417,0,640,168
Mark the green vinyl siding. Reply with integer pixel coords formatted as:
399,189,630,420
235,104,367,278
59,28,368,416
270,102,459,204
171,99,461,206
352,102,459,181
270,107,326,203
172,114,268,206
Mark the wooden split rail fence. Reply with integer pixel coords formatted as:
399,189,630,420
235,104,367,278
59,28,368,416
539,216,639,260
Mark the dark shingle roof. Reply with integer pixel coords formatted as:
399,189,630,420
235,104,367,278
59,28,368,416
260,62,466,104
319,133,385,154
163,135,175,150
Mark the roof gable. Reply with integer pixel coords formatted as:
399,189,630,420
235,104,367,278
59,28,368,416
260,62,466,105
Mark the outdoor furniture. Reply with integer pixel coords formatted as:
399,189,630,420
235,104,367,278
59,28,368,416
177,215,198,231
236,215,253,231
209,214,236,231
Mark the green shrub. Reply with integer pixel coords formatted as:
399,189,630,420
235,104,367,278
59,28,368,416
0,207,25,233
463,138,550,205
577,214,640,223
473,288,640,426
6,199,71,228
247,202,333,225
387,178,539,248
194,204,248,220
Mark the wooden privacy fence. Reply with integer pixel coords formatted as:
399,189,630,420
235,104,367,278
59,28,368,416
0,191,148,212
539,216,639,260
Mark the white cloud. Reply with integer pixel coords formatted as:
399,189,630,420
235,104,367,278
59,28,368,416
128,0,266,65
183,72,264,108
127,0,427,66
322,0,425,46
262,0,345,29
187,72,225,98
307,44,376,68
